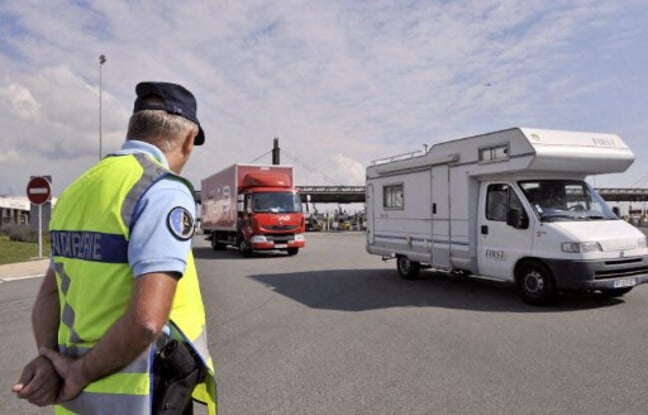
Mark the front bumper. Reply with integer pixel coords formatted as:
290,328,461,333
250,235,305,251
543,255,648,290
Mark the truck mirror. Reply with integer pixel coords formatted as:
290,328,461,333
506,208,528,229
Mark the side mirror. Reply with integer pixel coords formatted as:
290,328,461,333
507,208,528,229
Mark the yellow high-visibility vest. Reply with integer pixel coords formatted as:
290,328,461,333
49,152,217,415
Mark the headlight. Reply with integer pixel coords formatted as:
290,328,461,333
250,235,268,243
561,241,601,253
294,234,305,241
638,237,647,248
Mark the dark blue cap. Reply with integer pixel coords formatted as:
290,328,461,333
133,82,205,145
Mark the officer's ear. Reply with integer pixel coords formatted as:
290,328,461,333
180,128,196,159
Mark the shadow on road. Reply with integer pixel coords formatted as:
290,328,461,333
193,246,294,261
249,268,624,313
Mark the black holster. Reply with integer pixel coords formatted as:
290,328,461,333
153,339,206,415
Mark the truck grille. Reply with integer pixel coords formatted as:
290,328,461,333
264,225,298,231
267,235,295,242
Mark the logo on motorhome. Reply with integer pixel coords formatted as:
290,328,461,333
530,133,541,142
592,137,615,148
485,249,505,261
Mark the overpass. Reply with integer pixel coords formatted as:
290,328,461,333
295,186,366,203
194,187,648,204
596,188,648,202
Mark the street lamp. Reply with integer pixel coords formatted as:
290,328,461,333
99,54,106,160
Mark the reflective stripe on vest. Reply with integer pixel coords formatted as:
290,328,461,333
50,153,217,415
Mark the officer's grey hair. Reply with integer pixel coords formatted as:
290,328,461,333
126,97,198,152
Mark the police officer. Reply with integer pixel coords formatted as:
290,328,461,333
13,82,217,414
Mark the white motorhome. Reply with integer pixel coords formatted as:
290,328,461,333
366,128,648,304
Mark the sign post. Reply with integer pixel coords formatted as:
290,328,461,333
26,176,52,258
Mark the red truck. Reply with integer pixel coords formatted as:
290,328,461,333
200,164,306,256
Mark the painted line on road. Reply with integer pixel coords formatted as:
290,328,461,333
0,274,45,284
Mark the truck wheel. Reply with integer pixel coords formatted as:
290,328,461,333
211,234,226,251
238,239,252,257
517,262,557,305
397,256,420,280
287,248,299,256
600,287,633,298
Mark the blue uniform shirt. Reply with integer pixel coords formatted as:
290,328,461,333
114,140,195,278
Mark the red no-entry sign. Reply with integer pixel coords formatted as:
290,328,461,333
26,176,52,205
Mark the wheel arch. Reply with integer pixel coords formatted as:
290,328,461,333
513,257,552,283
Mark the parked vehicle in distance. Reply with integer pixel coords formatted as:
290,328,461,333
366,127,648,304
201,164,305,256
305,215,321,232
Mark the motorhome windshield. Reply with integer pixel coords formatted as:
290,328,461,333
252,192,302,213
518,180,616,222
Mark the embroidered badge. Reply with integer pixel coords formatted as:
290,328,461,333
167,206,195,241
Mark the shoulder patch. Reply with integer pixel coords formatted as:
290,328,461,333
166,206,195,241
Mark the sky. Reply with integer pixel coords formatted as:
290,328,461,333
0,0,647,199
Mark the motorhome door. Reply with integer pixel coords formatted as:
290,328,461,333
477,182,533,280
366,183,375,245
431,166,450,268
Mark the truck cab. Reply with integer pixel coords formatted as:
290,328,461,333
238,188,305,256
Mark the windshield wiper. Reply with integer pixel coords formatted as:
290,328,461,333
541,214,573,222
584,215,606,220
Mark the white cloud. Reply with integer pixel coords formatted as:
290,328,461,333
0,83,40,119
330,154,366,186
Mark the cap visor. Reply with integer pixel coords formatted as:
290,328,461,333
194,127,205,145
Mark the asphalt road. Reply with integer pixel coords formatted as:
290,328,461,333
2,232,648,414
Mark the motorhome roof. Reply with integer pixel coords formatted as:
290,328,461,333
368,127,634,177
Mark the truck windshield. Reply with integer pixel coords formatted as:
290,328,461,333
252,192,303,213
518,180,616,222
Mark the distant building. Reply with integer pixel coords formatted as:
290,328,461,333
0,196,30,226
0,196,58,228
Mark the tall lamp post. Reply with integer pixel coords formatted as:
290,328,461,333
99,54,106,160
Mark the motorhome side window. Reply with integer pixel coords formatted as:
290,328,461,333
479,144,509,162
383,184,404,209
486,184,523,221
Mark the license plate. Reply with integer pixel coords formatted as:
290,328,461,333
275,244,288,249
613,278,636,288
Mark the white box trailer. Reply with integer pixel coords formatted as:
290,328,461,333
366,127,648,304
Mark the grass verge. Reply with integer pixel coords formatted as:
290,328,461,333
0,240,50,265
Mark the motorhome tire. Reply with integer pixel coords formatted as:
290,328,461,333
287,248,299,256
397,256,420,280
517,262,557,305
600,287,633,298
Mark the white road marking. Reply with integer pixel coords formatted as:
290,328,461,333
0,274,45,283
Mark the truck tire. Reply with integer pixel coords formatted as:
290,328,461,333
287,248,299,256
238,237,252,257
211,234,226,251
397,256,420,280
600,287,633,298
517,262,557,305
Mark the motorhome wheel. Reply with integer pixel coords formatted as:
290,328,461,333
397,256,420,280
518,262,557,305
